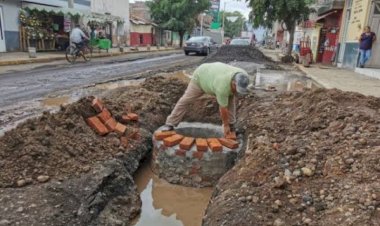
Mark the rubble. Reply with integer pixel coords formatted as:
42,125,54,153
203,88,380,225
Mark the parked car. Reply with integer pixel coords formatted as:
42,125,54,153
184,36,218,56
230,38,250,46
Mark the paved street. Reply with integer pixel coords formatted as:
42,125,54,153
0,51,190,107
0,51,203,134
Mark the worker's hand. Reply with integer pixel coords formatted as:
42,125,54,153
223,124,231,137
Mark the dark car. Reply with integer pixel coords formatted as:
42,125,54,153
184,36,218,56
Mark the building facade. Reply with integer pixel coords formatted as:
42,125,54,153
91,0,129,46
338,0,380,69
0,0,21,52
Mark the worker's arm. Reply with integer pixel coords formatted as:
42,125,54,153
217,94,232,137
220,107,231,137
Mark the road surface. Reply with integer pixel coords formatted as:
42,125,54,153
0,52,203,135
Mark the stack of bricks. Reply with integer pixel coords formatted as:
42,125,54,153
153,130,239,160
85,98,140,143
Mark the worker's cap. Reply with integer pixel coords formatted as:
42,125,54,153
233,72,249,95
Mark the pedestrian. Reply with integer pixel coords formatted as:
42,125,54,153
359,26,376,68
162,62,250,137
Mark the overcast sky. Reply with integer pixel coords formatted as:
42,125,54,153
220,0,251,19
130,0,252,19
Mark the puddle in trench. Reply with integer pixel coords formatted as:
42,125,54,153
255,69,320,91
132,161,213,226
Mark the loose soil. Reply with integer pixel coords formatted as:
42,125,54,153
1,47,379,226
0,74,220,226
204,45,276,66
203,89,380,226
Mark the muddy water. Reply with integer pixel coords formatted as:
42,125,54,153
255,69,320,91
133,162,213,226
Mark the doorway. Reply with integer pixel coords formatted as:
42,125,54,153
368,0,380,67
0,6,6,52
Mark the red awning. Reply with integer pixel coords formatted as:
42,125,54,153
316,10,338,21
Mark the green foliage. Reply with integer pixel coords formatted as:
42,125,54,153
248,0,313,30
248,0,314,55
148,0,210,46
220,11,245,38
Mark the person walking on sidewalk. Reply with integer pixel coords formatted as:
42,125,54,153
359,26,376,68
162,62,250,137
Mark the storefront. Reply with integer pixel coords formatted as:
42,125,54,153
337,0,377,69
84,13,124,48
315,10,342,64
19,4,85,51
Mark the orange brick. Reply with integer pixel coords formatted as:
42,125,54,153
104,118,117,131
207,138,223,152
226,132,237,140
219,138,239,149
114,123,127,135
196,138,208,152
97,108,112,123
120,137,128,148
163,134,184,147
192,151,204,160
175,149,187,157
154,131,176,140
86,116,109,136
179,137,195,150
91,98,104,113
127,113,139,121
121,115,131,123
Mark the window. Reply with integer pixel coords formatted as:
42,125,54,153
374,0,380,15
139,34,144,44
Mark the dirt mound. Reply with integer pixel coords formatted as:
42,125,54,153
0,76,221,188
203,89,380,226
205,45,272,63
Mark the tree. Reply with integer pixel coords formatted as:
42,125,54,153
148,0,210,47
248,0,314,55
220,11,245,38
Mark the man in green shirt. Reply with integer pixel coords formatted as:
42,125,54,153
163,62,250,137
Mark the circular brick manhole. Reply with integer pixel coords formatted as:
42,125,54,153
151,122,244,187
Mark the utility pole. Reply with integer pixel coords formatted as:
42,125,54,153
201,13,204,36
68,0,74,8
222,2,226,40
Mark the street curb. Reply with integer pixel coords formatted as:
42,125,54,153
293,63,329,89
0,48,180,66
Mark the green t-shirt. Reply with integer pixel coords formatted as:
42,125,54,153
192,62,248,107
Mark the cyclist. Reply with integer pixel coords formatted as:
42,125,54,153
70,24,89,55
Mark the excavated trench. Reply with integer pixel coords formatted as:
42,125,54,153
0,61,321,226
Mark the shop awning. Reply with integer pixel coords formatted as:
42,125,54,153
316,0,344,15
23,3,87,17
84,12,124,24
316,10,338,21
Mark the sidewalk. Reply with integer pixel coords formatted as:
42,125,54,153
260,48,380,98
0,46,177,66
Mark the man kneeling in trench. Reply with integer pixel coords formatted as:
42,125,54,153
162,62,250,137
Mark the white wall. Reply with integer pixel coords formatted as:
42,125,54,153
91,0,130,45
0,0,21,51
1,0,20,32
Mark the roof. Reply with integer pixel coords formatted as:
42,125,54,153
130,15,157,26
24,3,85,17
23,3,124,23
